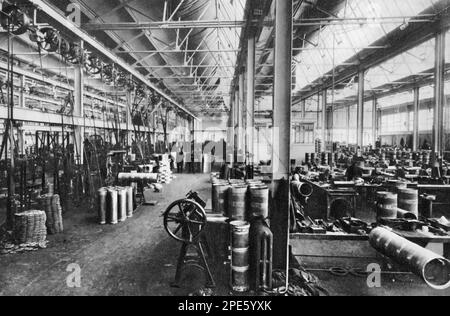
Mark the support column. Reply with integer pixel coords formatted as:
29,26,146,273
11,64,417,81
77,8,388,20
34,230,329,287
272,0,293,269
413,87,420,152
126,90,133,152
357,68,365,148
433,30,446,160
321,90,327,147
73,43,84,165
228,98,235,163
237,73,245,162
246,33,256,173
372,97,378,147
346,105,351,144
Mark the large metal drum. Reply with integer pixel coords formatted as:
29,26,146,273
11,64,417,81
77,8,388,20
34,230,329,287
230,221,250,293
228,186,248,221
126,186,134,218
98,188,107,225
107,188,118,225
249,186,269,220
117,187,127,222
212,183,230,215
376,192,398,221
398,188,419,217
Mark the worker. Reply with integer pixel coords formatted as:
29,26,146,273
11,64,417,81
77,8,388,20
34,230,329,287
345,157,364,181
422,139,431,150
177,148,185,174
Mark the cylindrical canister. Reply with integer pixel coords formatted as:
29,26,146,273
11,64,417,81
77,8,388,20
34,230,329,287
228,186,248,221
107,188,118,225
377,192,398,221
398,188,419,217
249,186,269,220
230,221,250,293
118,187,127,222
212,183,230,216
370,227,450,290
126,186,134,218
98,188,107,225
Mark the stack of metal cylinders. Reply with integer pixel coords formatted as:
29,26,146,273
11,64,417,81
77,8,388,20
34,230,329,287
212,181,231,216
376,192,398,221
248,183,269,220
230,221,250,293
398,188,419,218
229,186,248,221
98,186,134,225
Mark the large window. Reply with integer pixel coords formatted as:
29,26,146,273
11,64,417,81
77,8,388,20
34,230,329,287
293,123,315,144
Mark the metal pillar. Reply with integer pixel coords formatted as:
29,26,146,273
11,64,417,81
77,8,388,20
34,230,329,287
357,69,365,148
433,31,445,160
413,87,420,152
126,90,133,151
246,34,256,171
272,0,293,269
237,73,245,162
73,43,84,165
372,97,378,147
347,105,351,144
321,90,327,147
228,98,235,164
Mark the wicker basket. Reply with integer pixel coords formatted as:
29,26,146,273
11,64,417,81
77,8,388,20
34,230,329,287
14,211,47,245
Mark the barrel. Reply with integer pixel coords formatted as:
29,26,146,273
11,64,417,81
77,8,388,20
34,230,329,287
230,221,250,293
398,188,419,217
212,183,230,216
228,186,248,221
377,192,398,221
98,188,107,225
107,188,118,225
126,186,134,218
249,186,269,220
118,187,127,222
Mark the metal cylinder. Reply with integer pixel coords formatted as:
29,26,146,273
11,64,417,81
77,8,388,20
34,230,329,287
126,186,134,218
228,186,248,221
117,187,127,222
370,227,450,290
249,186,269,220
250,220,273,291
376,192,398,221
212,183,230,216
118,173,158,182
291,181,313,198
107,188,118,225
398,188,419,217
420,194,436,219
230,221,250,293
98,188,107,225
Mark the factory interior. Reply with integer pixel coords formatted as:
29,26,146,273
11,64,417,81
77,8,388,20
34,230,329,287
0,0,450,297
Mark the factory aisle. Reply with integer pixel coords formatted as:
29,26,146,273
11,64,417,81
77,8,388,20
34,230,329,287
0,173,213,296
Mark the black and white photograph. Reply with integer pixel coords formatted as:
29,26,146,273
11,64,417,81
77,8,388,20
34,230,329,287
0,0,449,301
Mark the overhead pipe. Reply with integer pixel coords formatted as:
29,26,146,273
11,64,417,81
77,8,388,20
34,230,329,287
369,227,450,290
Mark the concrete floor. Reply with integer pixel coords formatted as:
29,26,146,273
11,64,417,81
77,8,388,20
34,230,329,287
0,173,449,296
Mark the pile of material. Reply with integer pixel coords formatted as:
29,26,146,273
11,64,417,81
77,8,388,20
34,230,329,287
97,186,134,225
39,194,64,234
13,210,47,245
